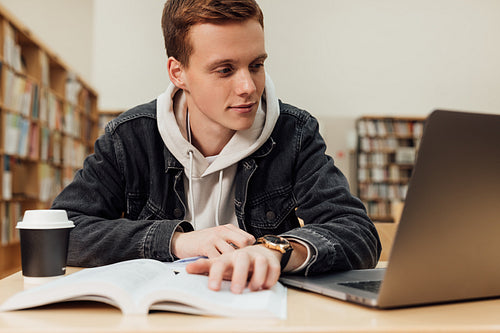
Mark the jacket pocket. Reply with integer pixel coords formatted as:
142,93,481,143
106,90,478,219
245,186,299,237
126,192,149,220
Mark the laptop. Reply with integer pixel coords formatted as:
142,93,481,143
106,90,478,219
280,109,500,309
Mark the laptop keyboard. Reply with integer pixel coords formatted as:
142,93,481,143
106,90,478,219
339,280,382,293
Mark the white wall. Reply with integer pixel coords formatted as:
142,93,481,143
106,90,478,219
92,0,167,110
260,0,500,118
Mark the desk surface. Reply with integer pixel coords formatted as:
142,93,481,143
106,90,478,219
1,267,500,333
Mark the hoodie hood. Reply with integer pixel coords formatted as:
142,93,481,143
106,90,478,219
156,73,280,230
156,73,279,177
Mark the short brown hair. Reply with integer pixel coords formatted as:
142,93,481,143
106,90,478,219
162,0,264,66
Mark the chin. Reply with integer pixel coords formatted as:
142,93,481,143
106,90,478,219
232,123,254,131
229,115,257,131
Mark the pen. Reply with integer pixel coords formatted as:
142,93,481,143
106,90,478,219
173,256,207,264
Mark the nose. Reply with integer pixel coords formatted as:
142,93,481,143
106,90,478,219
234,70,257,96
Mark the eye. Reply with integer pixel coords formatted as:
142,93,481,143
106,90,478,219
250,63,264,72
217,67,233,75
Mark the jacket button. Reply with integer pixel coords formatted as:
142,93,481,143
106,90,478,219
266,211,276,221
173,208,183,218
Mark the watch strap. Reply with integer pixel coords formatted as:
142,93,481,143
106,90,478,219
279,244,293,271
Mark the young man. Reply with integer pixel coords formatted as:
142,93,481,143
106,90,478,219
52,0,381,294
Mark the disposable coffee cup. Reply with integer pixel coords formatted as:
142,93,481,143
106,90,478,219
16,210,74,283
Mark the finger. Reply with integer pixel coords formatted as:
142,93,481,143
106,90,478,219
248,255,268,291
221,225,256,249
230,252,251,294
215,239,237,254
206,246,222,259
185,258,211,275
263,260,281,289
208,259,230,291
222,224,255,242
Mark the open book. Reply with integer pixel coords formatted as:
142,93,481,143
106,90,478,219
0,258,287,319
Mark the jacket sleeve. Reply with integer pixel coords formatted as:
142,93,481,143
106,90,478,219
51,128,192,267
282,115,381,275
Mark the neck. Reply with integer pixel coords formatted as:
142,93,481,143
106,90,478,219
187,111,235,157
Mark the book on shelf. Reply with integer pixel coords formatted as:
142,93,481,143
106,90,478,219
63,104,82,137
28,123,40,160
3,113,20,155
63,137,86,169
38,163,53,203
39,127,50,162
40,51,50,87
2,113,28,156
2,69,35,116
394,121,411,136
3,22,22,72
38,89,48,124
0,202,10,245
65,72,82,105
31,84,40,120
50,132,62,165
2,112,39,159
0,258,287,319
358,118,424,138
47,92,62,131
364,201,391,220
16,116,30,158
0,201,21,245
359,137,398,152
2,156,12,200
359,183,409,201
365,119,377,136
395,147,417,164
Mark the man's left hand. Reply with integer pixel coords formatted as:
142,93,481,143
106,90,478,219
185,244,282,294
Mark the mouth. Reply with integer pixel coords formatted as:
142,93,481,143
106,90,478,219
229,102,257,113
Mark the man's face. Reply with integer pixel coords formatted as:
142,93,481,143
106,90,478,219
179,19,267,135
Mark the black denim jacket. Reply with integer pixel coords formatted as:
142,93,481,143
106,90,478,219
52,100,381,275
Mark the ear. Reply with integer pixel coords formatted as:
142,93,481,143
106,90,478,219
167,56,187,89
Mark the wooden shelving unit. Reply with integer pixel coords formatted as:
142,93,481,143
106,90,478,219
356,116,425,223
0,4,99,278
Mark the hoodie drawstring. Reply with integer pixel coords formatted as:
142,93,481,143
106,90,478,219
188,149,196,230
215,170,223,226
186,111,224,229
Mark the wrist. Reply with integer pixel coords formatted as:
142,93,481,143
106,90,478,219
284,240,309,272
255,235,293,271
171,230,185,258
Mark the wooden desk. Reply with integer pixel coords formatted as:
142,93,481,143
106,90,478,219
1,268,500,333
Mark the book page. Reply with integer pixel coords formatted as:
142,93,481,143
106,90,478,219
1,259,177,314
66,259,183,313
143,269,287,319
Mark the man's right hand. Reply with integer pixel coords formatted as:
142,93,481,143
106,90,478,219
171,224,256,259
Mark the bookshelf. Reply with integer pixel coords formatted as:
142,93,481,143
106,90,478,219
0,4,98,278
356,116,425,223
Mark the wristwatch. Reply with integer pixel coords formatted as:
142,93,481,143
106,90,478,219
256,235,293,271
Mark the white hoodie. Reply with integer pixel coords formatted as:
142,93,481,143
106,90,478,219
156,74,280,230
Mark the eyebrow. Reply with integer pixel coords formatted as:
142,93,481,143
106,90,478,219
207,53,268,69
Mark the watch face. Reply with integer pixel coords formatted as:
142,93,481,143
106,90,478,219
265,235,287,245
